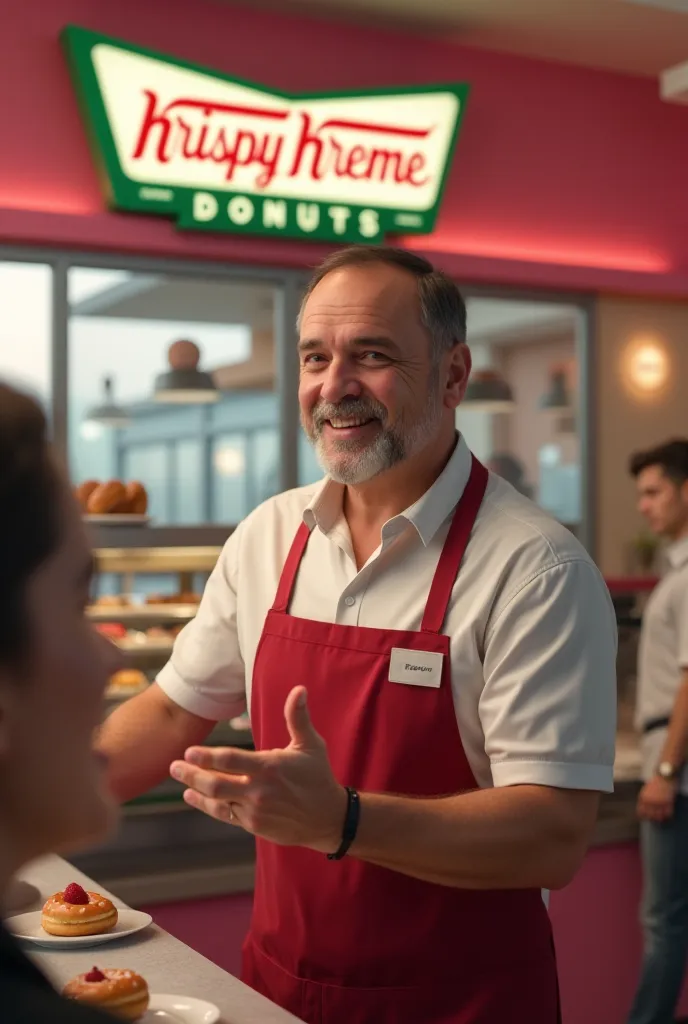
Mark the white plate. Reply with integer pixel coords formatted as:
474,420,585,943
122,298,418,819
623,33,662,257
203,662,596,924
116,637,174,654
84,514,151,526
143,994,220,1023
6,908,153,948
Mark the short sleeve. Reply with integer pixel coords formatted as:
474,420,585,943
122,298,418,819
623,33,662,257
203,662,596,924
480,559,617,793
156,524,247,721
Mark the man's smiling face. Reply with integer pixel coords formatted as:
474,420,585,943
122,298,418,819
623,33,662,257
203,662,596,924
298,263,446,485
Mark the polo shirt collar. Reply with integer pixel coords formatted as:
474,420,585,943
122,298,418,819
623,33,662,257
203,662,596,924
303,433,473,547
668,535,688,570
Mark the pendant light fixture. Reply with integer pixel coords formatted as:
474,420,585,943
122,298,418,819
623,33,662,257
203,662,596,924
154,339,219,404
539,366,572,413
83,376,130,428
462,369,515,413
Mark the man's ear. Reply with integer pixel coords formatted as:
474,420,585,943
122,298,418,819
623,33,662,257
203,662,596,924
444,343,471,411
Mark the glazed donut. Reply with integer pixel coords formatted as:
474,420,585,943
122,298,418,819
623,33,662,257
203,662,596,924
124,481,148,515
86,481,128,515
109,669,147,690
63,966,149,1021
75,480,100,511
93,595,129,608
41,882,118,937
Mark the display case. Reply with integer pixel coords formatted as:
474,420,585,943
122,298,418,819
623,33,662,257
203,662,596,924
72,524,256,903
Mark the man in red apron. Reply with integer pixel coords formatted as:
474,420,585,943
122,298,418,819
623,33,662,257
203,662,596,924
103,246,617,1024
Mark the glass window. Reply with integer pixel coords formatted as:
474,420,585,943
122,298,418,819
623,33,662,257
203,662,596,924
0,261,52,406
174,439,205,525
251,428,280,506
459,297,582,534
122,444,171,522
299,432,323,487
212,434,248,523
67,267,280,525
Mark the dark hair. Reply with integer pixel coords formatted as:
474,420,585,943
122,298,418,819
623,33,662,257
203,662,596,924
629,439,688,485
0,382,61,664
298,245,467,360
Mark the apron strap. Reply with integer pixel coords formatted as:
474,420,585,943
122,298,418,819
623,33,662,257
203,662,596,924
272,521,312,613
421,456,489,634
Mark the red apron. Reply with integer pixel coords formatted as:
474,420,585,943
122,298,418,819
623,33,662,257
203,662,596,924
242,456,561,1024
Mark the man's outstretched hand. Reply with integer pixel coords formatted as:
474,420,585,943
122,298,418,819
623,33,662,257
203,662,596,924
170,686,347,853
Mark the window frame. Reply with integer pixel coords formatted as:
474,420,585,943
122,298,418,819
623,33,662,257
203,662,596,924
0,245,597,556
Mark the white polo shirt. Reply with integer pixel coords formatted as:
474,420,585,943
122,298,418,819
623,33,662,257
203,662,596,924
635,536,688,791
158,435,617,793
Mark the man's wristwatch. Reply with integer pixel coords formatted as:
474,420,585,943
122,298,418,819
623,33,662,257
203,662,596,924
657,761,680,781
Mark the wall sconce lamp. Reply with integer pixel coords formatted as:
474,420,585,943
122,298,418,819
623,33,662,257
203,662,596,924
623,338,669,397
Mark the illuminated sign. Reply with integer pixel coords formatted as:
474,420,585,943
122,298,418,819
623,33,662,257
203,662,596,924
62,26,468,244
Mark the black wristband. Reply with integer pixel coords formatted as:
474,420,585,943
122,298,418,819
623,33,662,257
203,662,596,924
327,787,360,861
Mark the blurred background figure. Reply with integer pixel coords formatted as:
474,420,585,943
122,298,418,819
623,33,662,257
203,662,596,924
627,439,688,1024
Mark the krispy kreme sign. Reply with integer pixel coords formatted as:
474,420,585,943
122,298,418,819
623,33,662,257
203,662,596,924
62,26,468,244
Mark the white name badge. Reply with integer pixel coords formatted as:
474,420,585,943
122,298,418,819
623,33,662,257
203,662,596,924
389,648,443,688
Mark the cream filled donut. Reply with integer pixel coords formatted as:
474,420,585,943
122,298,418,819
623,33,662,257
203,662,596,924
63,966,149,1021
41,882,118,937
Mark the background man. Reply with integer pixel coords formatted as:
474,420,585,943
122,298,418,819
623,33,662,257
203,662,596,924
628,439,688,1024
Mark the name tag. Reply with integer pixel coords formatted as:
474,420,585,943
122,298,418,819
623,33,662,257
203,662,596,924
389,648,443,688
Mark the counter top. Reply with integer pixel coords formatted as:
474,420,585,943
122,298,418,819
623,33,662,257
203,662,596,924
15,854,301,1024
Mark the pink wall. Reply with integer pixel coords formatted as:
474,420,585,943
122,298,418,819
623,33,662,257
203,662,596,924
1,0,688,295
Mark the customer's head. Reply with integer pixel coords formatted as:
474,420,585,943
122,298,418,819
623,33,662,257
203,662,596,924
0,383,120,872
629,439,688,540
298,246,470,485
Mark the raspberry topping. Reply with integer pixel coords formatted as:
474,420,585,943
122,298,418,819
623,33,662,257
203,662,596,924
85,967,106,983
63,883,89,905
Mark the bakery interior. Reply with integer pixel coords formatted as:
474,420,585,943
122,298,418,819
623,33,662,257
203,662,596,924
55,264,604,887
1,251,682,1023
3,0,688,1019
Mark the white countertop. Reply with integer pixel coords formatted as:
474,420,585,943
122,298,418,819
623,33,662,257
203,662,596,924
14,854,302,1024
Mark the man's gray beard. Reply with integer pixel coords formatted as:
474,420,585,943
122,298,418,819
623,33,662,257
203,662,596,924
303,382,443,486
314,429,406,485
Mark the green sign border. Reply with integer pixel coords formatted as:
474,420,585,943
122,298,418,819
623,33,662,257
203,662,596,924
61,25,469,244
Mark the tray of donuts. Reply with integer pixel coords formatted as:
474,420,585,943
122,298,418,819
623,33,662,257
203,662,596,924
75,479,150,524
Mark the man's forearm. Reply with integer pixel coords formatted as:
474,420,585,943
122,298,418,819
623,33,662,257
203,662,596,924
345,785,599,891
98,683,215,803
660,671,688,768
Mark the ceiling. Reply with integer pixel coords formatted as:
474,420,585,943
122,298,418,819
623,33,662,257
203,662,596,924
71,273,277,334
71,273,576,349
229,0,688,77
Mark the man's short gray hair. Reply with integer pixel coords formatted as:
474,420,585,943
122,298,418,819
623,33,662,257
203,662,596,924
297,246,467,361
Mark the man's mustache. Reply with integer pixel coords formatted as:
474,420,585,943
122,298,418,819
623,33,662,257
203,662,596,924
311,398,387,429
